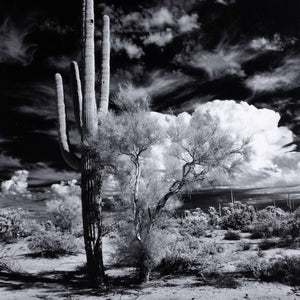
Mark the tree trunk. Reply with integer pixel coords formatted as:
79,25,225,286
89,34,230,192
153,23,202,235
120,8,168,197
81,149,105,286
137,246,151,283
138,264,151,283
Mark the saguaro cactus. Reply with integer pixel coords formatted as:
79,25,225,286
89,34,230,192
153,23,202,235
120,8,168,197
55,0,110,286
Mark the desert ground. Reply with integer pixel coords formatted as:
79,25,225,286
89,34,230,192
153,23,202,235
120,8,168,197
0,231,299,300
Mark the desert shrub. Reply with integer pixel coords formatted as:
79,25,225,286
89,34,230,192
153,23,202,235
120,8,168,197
46,180,82,235
158,237,222,275
207,206,220,226
179,210,208,238
261,256,300,285
240,255,300,285
294,206,300,219
28,225,82,258
259,239,278,250
113,215,222,278
238,254,268,279
0,245,16,272
112,220,177,275
257,206,288,222
250,225,273,239
281,219,300,239
238,241,251,251
220,202,256,230
224,230,241,240
252,207,300,240
0,208,39,243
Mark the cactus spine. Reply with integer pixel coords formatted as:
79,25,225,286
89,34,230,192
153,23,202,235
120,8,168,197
55,0,110,286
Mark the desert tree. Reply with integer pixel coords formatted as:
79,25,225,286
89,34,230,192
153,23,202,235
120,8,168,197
96,93,251,282
54,0,110,286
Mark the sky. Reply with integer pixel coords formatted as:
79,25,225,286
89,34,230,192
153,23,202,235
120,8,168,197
0,0,300,188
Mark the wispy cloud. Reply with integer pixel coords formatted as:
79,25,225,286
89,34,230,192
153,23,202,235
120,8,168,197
28,162,79,186
47,55,72,70
245,56,300,93
0,152,22,171
0,18,36,66
175,42,257,79
38,18,73,35
215,0,236,5
16,81,74,121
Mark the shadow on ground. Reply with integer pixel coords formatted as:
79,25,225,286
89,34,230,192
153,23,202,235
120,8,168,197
0,268,244,299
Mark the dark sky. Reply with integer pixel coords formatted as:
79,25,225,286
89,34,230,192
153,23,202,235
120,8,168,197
1,0,300,186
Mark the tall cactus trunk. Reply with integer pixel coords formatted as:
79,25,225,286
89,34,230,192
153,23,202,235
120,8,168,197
80,0,105,286
81,149,105,285
55,0,110,287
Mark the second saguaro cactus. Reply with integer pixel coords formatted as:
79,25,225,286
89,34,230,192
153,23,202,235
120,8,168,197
55,0,110,286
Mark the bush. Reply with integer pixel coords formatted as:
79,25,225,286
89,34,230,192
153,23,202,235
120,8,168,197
0,208,39,243
281,219,300,240
158,237,222,275
261,256,300,285
220,202,256,230
224,230,241,240
240,255,300,285
238,254,268,279
46,180,82,235
259,239,278,250
113,216,222,278
179,210,208,238
257,206,288,223
238,241,251,251
252,207,300,240
250,225,273,239
207,207,220,227
28,226,82,258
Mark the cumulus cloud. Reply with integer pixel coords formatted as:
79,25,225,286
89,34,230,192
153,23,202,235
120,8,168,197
193,100,299,187
144,29,174,47
51,179,80,199
100,5,201,54
143,100,298,188
249,34,296,52
143,7,175,29
112,37,144,59
178,14,200,33
0,18,36,66
245,56,300,93
1,170,31,196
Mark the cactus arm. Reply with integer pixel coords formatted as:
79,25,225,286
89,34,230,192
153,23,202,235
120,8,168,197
82,0,97,138
98,15,110,118
81,0,86,87
55,73,81,170
70,61,83,136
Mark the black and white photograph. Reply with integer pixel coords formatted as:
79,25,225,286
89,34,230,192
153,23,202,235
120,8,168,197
0,0,299,299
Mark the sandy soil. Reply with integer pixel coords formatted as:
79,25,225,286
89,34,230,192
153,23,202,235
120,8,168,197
0,234,299,300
